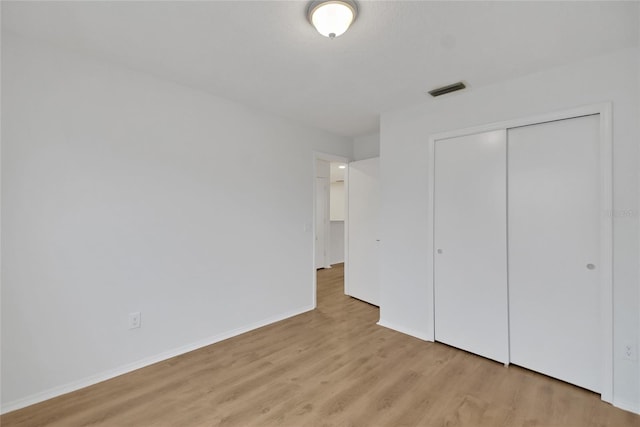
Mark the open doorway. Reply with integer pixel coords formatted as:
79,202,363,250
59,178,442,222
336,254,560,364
313,154,348,308
315,159,347,270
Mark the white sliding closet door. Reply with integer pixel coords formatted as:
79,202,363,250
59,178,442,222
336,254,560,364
434,130,509,363
347,157,380,306
508,115,601,393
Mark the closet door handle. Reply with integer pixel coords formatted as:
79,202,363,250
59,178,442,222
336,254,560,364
586,263,596,270
437,249,443,254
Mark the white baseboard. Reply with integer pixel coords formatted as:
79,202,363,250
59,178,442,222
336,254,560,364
375,322,640,415
613,398,640,415
376,319,434,342
1,305,314,415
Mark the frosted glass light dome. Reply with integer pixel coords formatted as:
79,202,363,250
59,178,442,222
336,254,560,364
308,1,357,39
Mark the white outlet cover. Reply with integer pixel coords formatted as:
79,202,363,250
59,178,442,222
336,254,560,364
128,312,141,329
622,342,637,360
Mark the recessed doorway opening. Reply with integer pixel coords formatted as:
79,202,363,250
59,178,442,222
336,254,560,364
313,154,349,308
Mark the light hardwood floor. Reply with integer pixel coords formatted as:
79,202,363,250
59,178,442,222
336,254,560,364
3,263,639,426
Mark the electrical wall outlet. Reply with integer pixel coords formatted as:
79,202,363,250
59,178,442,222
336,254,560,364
622,341,636,361
128,312,141,329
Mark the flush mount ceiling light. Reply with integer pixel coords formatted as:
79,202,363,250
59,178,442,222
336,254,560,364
307,0,358,39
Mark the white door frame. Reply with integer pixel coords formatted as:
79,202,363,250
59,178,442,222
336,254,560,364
426,102,613,403
312,152,350,309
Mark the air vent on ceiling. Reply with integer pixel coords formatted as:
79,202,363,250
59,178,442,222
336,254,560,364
428,81,466,97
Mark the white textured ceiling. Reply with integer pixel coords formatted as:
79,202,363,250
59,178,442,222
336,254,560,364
2,1,638,137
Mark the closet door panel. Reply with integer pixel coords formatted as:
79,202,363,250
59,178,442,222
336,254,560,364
434,130,509,363
508,115,601,392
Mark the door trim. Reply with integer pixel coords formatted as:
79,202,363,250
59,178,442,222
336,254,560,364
426,102,613,403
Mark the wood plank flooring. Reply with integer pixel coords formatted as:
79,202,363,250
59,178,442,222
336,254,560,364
2,263,638,426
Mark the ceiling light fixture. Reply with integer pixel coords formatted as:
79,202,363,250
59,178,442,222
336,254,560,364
338,165,346,169
307,0,358,39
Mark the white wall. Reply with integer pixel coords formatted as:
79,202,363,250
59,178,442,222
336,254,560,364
0,35,352,411
329,181,345,265
316,159,330,179
637,7,640,414
315,159,331,269
353,132,380,161
329,222,344,265
379,47,639,412
330,181,345,221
